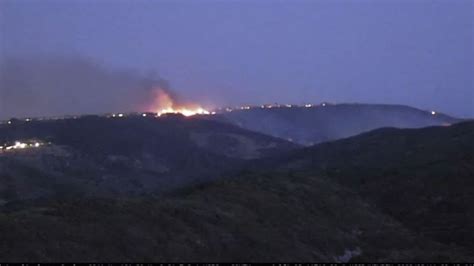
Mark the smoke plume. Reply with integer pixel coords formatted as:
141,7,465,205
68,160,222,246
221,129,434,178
0,55,175,119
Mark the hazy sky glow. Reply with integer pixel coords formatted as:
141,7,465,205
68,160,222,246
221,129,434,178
1,0,473,118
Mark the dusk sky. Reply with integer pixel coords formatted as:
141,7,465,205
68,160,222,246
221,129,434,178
1,0,473,118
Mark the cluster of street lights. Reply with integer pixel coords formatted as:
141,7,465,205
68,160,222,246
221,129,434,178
0,140,44,152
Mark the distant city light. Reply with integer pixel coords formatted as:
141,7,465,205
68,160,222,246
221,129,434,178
431,111,436,115
0,140,45,152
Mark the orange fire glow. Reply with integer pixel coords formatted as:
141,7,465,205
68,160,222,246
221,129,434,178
150,88,210,117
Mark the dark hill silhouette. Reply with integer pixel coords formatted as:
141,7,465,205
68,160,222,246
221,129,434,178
213,103,461,145
253,120,474,253
0,115,298,201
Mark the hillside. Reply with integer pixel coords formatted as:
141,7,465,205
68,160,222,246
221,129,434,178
214,103,460,145
258,120,474,252
0,114,297,201
0,121,472,261
0,171,469,262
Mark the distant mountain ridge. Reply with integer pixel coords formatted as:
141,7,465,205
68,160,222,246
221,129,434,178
213,103,461,145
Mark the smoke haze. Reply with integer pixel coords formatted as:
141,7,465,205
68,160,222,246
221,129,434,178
0,55,172,119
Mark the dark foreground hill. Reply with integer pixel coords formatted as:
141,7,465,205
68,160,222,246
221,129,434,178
0,172,468,262
214,103,460,145
255,120,474,254
0,114,297,201
0,121,473,261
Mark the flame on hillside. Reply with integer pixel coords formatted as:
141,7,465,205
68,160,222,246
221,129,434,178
150,88,210,117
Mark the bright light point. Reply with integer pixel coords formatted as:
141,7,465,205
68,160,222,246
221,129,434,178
305,104,312,108
1,140,45,152
112,114,116,117
322,103,326,107
25,118,31,122
431,111,436,115
7,121,12,124
14,142,27,149
142,113,147,117
118,113,124,117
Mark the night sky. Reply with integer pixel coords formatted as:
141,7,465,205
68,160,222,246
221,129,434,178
1,0,473,119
